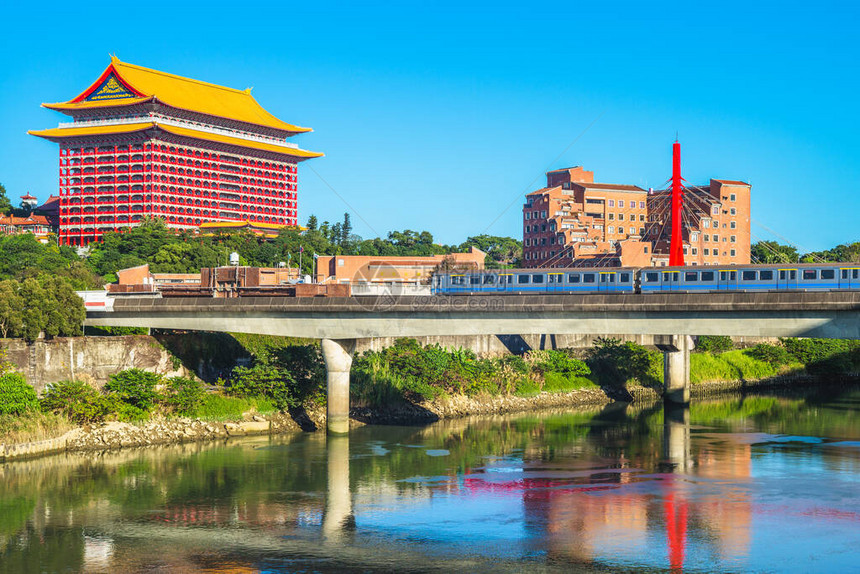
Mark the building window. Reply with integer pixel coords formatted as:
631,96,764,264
692,248,698,255
525,212,530,220
619,200,624,208
608,213,614,220
608,226,615,234
639,201,645,209
703,234,709,242
730,208,736,215
618,213,624,221
730,194,736,201
639,214,645,222
712,206,719,215
541,210,547,218
713,234,719,242
691,232,699,242
730,249,736,257
704,248,709,255
730,235,736,242
630,227,635,234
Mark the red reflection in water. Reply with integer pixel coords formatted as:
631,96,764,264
664,489,688,572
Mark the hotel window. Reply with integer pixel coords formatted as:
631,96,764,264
712,206,719,215
692,248,698,255
608,213,614,220
639,201,645,209
730,235,736,242
703,235,709,242
730,208,736,215
619,200,624,208
713,234,719,242
630,227,635,234
618,214,624,221
691,232,699,241
639,214,645,222
730,221,736,229
608,199,615,207
730,194,736,201
704,248,709,255
639,227,645,234
608,226,615,234
730,249,736,257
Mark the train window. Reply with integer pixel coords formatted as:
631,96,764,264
742,271,757,281
662,272,671,281
470,276,481,285
701,271,715,281
821,269,835,280
802,270,817,280
600,274,615,283
645,272,659,282
685,272,698,281
760,270,774,280
569,274,581,283
500,275,512,284
483,275,496,284
583,274,596,283
548,274,562,284
855,270,859,279
620,273,631,282
517,274,530,284
843,270,849,279
533,274,545,284
452,276,465,285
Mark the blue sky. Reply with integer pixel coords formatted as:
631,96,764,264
1,1,857,250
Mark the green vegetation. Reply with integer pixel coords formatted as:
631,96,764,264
86,216,522,278
0,276,86,341
695,335,734,354
0,372,40,415
585,338,662,388
751,239,860,264
350,338,593,405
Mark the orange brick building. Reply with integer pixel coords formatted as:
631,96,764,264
523,167,750,268
315,248,486,284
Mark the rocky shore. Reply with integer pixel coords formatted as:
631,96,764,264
3,373,858,463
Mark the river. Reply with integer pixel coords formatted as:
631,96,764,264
1,388,859,573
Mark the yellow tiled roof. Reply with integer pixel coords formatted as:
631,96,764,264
43,57,312,134
28,122,323,160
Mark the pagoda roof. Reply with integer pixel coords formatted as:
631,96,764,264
42,57,312,135
28,122,323,161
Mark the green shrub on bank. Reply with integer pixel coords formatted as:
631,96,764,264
226,364,299,410
780,338,860,368
104,369,161,411
690,350,777,383
543,372,597,393
192,394,275,420
744,343,793,367
160,376,205,415
695,336,734,354
0,373,39,415
586,338,660,388
41,380,110,424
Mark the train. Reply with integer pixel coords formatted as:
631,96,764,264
431,263,860,295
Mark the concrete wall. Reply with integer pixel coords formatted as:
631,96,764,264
2,336,194,393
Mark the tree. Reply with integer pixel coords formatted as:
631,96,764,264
306,214,318,231
0,183,12,214
460,235,522,267
751,241,798,264
0,280,23,338
341,213,352,247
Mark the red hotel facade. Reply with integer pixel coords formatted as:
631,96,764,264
30,57,321,245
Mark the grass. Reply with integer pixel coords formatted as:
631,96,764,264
191,393,277,421
0,412,74,444
689,350,805,384
543,372,599,393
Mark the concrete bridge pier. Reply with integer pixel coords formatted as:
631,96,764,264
656,335,693,404
322,435,353,540
321,338,356,435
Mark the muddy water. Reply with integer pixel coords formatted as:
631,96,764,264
1,388,859,573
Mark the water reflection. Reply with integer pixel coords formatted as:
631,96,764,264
1,388,859,573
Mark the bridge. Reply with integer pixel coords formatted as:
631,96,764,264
85,291,860,434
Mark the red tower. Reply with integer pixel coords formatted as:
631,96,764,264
668,140,685,266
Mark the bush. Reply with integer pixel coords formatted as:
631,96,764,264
192,394,259,420
160,376,205,415
744,344,792,367
41,380,109,424
0,373,39,415
586,338,659,388
542,372,597,393
104,368,161,411
696,336,734,354
525,350,590,378
227,364,298,410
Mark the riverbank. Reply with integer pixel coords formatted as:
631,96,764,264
4,370,859,463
